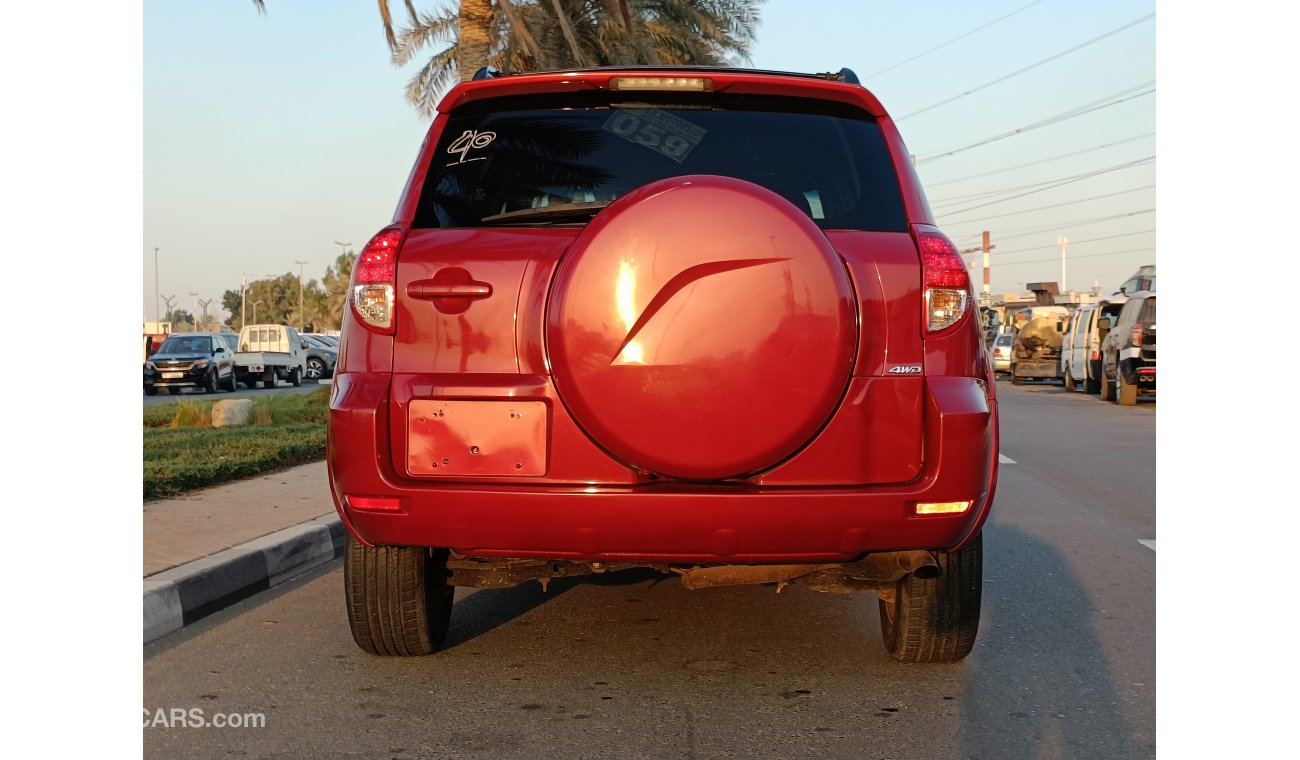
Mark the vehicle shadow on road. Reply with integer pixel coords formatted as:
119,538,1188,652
444,568,664,649
961,523,1147,759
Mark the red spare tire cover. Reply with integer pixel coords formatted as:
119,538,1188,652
546,175,857,480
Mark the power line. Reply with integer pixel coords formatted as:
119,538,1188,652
991,229,1155,257
897,13,1155,121
982,208,1156,241
865,0,1050,79
997,246,1155,267
938,157,1155,217
924,132,1155,188
917,81,1155,164
931,154,1155,207
941,184,1155,226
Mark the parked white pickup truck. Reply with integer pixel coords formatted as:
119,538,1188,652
234,324,307,389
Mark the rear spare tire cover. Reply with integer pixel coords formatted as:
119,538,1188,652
547,175,857,480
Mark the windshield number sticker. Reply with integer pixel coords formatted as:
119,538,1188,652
603,110,705,163
446,129,497,166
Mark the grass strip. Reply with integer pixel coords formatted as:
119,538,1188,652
143,388,331,499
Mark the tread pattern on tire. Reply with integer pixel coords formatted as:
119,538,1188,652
879,533,982,663
345,536,453,656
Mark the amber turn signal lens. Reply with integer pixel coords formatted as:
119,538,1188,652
915,500,972,515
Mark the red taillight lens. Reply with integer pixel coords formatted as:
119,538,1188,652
915,227,971,333
993,348,1003,357
350,225,406,334
1130,322,1143,347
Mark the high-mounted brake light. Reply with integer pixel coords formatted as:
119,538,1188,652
350,225,406,334
609,76,712,92
915,228,972,333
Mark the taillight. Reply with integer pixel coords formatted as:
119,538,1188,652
350,225,406,334
1091,350,1099,361
915,227,971,333
993,348,1003,357
1130,322,1143,347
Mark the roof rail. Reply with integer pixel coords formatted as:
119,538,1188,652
470,65,862,85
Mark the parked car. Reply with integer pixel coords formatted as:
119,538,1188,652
1100,291,1156,405
144,333,237,395
306,333,339,348
300,334,338,380
328,66,998,662
1060,298,1126,394
991,333,1014,375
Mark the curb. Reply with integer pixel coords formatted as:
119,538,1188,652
144,514,344,644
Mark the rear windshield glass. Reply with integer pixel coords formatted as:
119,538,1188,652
414,93,907,231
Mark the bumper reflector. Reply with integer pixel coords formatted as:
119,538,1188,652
915,500,972,516
346,496,403,512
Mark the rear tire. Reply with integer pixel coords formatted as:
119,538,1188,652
1063,369,1076,392
1100,370,1115,401
878,533,982,663
1085,374,1100,394
1118,372,1138,405
1011,374,1024,386
224,371,238,392
263,372,276,389
344,536,455,656
290,368,302,387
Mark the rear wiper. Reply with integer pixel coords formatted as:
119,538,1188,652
480,201,612,224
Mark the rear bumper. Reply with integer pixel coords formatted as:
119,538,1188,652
1120,358,1156,389
327,374,998,563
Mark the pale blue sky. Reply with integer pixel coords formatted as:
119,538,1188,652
144,0,1155,322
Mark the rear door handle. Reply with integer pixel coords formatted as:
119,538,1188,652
408,267,493,301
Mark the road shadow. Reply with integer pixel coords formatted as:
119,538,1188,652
961,524,1147,758
443,567,664,648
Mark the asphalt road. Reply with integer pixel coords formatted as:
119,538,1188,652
144,379,1155,759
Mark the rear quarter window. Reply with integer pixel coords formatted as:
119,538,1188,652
415,93,908,232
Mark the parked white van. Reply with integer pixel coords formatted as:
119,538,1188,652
1060,297,1127,394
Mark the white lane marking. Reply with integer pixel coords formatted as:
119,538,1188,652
998,454,1017,464
1138,539,1156,551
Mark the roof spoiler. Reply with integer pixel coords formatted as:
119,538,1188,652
472,66,862,84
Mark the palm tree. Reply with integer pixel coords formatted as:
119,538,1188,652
381,1,764,117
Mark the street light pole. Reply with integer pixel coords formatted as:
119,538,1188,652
241,274,248,331
1057,236,1070,293
198,297,213,331
190,292,198,331
252,299,264,325
295,260,308,330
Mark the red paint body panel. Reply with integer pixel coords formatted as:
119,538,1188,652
329,67,998,563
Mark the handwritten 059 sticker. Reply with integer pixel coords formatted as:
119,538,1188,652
445,129,497,166
602,110,706,163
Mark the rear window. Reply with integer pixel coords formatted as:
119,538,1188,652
1138,296,1156,323
414,93,907,232
995,335,1013,347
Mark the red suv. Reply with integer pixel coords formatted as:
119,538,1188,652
328,67,999,662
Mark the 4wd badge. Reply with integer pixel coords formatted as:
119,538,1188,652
887,365,923,375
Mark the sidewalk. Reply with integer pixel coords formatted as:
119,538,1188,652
143,460,343,644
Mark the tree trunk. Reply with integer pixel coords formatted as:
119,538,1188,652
458,0,494,82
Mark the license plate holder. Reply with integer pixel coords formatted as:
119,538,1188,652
408,400,548,477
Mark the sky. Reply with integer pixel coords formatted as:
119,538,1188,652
143,0,1156,324
11,2,1300,755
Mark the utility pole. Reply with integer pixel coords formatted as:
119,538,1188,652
198,297,213,331
295,260,308,330
959,231,996,306
241,274,248,331
154,247,160,324
161,294,176,325
1057,236,1070,293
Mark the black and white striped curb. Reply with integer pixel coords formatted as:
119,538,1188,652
144,514,344,644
